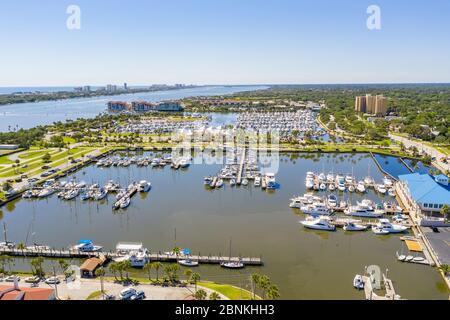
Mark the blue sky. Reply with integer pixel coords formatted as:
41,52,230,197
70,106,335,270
0,0,449,86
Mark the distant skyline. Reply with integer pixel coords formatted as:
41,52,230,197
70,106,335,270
1,0,449,86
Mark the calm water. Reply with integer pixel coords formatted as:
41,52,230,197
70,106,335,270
1,152,447,299
374,154,432,178
0,86,267,132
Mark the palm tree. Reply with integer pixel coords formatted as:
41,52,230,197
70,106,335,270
183,268,193,283
267,285,280,300
194,289,207,300
143,262,153,280
209,292,221,300
173,247,181,256
58,259,68,274
95,267,106,293
258,275,270,300
16,242,26,251
440,205,450,221
121,260,132,280
153,262,163,281
108,262,118,281
438,264,450,277
30,256,45,278
251,273,261,300
190,272,200,292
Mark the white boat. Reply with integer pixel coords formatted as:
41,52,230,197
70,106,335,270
372,219,408,234
353,274,364,290
178,259,199,267
327,194,338,208
94,188,108,200
405,255,414,262
300,216,336,231
72,240,102,252
305,178,314,190
120,197,131,209
377,184,387,194
344,203,384,218
216,179,224,188
388,188,396,197
64,189,79,200
337,183,346,192
178,158,190,168
345,175,353,184
204,176,213,185
230,179,236,186
348,185,355,193
372,226,390,235
265,173,276,189
343,222,368,231
38,188,55,198
139,180,151,192
254,176,261,187
300,203,332,216
318,173,326,182
241,178,248,186
364,176,375,187
326,173,334,182
22,190,34,199
328,184,335,191
115,243,149,267
221,261,245,269
383,176,394,187
319,183,327,191
356,181,366,193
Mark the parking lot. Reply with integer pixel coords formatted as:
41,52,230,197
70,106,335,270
421,227,450,265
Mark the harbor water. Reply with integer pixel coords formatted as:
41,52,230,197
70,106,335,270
1,152,447,299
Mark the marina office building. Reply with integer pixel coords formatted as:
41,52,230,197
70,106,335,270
396,173,450,226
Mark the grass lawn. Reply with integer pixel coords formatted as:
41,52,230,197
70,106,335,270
198,281,258,300
18,150,48,159
0,156,13,165
63,136,76,144
86,290,103,300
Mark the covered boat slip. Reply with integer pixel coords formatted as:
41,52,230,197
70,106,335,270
116,242,144,253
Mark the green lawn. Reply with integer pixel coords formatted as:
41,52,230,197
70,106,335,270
199,281,258,300
18,150,48,159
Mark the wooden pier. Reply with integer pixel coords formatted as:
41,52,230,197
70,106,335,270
236,148,246,185
0,247,263,266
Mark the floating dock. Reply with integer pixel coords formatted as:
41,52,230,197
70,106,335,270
0,247,263,266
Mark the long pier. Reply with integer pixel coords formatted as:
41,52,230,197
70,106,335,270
236,148,246,185
0,247,263,266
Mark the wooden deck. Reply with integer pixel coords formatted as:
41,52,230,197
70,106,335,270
0,247,263,266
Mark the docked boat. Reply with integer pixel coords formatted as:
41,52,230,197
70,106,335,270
327,194,338,208
93,188,108,200
353,275,364,290
305,177,314,190
22,190,34,199
38,188,55,198
120,197,131,209
337,182,346,192
344,201,384,218
300,203,332,216
348,185,355,193
204,176,213,185
383,176,394,188
254,176,261,187
356,181,366,193
388,188,396,197
178,259,199,267
139,180,151,192
300,216,336,231
372,219,408,234
221,261,245,269
265,173,276,189
64,189,79,200
319,183,327,191
328,184,335,191
343,222,368,231
72,240,102,252
115,243,149,268
364,176,375,187
372,226,390,235
377,184,387,194
178,158,190,168
241,178,248,186
216,179,224,188
230,178,236,186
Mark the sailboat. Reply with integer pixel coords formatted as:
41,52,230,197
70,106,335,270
221,239,244,269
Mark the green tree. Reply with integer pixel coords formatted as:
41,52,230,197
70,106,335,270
95,267,106,293
194,289,207,300
267,285,280,300
258,275,270,300
144,262,153,280
440,204,450,220
209,292,221,300
190,272,200,292
108,262,119,281
42,152,51,163
251,273,261,300
30,256,45,278
153,262,163,281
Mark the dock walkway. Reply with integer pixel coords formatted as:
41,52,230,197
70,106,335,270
236,148,246,185
0,247,263,266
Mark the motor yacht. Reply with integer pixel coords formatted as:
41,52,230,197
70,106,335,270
241,178,249,186
220,261,245,269
343,222,368,231
377,184,387,194
216,179,224,188
300,203,332,216
72,240,102,252
265,173,276,189
93,188,108,200
139,180,151,192
327,194,338,208
300,216,336,231
305,178,314,190
383,176,394,188
353,275,364,290
120,197,131,209
372,219,407,234
356,181,366,193
254,176,261,187
178,259,199,267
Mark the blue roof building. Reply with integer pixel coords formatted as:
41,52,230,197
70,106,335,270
398,173,450,213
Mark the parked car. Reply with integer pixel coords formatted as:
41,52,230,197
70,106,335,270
130,290,146,300
45,276,60,285
21,174,28,179
5,275,20,282
25,276,41,283
40,172,50,178
119,288,137,300
21,164,28,168
41,165,51,170
27,178,38,183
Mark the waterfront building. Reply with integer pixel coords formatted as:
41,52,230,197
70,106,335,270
83,85,91,93
132,101,155,112
396,173,450,225
156,101,184,111
80,256,106,278
106,84,118,93
107,101,130,112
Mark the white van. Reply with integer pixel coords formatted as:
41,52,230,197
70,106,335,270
120,288,137,300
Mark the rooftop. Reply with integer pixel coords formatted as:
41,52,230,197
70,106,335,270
0,285,54,300
398,173,450,206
